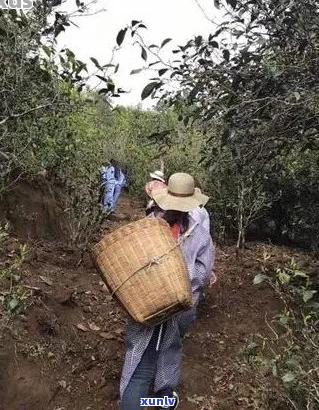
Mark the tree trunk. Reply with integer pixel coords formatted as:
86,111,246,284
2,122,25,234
160,158,165,174
236,183,244,258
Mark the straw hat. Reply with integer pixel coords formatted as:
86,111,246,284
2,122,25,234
152,172,209,212
150,170,165,183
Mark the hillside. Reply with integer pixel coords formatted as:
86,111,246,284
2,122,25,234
1,188,317,410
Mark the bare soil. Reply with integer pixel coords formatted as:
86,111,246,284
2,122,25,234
0,189,316,410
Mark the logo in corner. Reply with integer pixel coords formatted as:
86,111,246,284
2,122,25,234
0,0,34,10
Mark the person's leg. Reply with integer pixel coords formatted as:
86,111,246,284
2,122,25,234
103,183,115,212
120,327,161,410
112,184,122,211
178,306,197,338
155,310,197,409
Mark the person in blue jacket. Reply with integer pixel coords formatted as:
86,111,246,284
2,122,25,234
112,160,127,211
101,159,127,213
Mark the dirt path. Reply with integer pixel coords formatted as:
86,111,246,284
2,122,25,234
180,246,282,409
0,194,302,410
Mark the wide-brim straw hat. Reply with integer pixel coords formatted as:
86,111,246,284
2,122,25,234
152,172,209,212
150,170,165,183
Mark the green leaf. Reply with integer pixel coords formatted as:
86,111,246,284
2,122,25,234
8,298,20,313
293,91,301,102
161,38,172,48
90,57,102,70
141,47,147,61
293,270,308,278
210,40,219,48
272,364,278,377
223,49,230,62
158,68,169,76
131,20,140,26
282,372,296,383
107,83,115,93
253,273,270,285
277,271,291,285
195,36,203,48
302,290,316,303
141,82,161,100
226,0,237,8
277,313,289,326
131,68,143,75
116,28,127,46
42,45,51,57
96,75,109,83
98,88,108,94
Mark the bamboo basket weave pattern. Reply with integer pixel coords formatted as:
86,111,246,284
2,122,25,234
92,217,193,326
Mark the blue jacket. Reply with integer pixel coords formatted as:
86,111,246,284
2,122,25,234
116,170,127,188
101,166,116,184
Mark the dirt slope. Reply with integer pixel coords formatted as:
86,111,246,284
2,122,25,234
0,193,312,410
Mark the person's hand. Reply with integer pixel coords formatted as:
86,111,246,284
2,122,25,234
209,271,217,288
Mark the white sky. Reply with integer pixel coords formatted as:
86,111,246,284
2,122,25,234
57,0,223,108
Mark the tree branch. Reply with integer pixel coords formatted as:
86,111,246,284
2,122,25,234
0,104,52,126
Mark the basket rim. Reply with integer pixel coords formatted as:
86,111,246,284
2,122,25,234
92,217,170,255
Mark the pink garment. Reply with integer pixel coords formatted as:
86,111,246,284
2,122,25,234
171,223,180,241
145,180,166,198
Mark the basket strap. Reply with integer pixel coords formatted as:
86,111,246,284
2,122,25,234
156,323,164,351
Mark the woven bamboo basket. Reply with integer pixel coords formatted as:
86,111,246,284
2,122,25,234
92,217,193,326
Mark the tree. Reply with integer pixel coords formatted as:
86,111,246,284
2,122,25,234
0,2,120,194
119,0,319,249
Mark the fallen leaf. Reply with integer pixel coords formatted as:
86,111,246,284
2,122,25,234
187,397,200,404
105,295,113,302
100,332,115,340
23,285,41,291
39,275,53,286
58,379,67,388
88,322,101,331
76,323,89,332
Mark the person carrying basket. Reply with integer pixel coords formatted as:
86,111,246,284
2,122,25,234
119,173,215,410
145,170,167,216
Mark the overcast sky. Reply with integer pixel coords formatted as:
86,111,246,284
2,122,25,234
57,0,222,108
